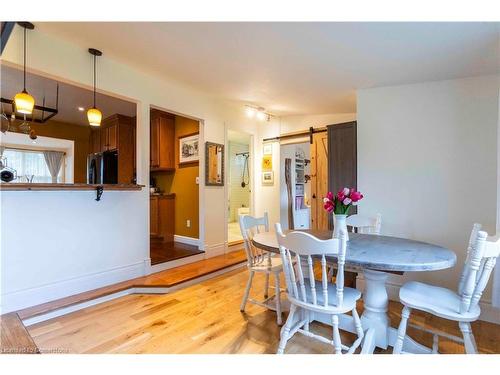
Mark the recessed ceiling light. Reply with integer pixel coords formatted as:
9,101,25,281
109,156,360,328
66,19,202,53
78,107,85,111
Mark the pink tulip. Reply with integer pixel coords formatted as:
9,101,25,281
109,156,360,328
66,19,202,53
323,201,334,212
350,190,364,203
343,197,352,205
326,191,334,201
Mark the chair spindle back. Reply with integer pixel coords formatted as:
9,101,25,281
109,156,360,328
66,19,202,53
275,223,347,309
239,213,270,268
346,213,382,235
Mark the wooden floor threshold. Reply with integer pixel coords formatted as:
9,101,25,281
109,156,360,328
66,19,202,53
0,313,40,354
15,250,247,321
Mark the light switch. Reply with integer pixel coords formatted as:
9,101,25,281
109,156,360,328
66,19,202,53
187,220,191,228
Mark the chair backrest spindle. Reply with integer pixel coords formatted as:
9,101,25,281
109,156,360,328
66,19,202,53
239,213,270,268
275,223,348,310
459,229,500,314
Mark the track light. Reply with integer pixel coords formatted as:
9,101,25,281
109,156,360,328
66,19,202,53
245,105,272,122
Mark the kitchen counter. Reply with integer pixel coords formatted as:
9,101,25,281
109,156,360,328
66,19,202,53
0,183,145,191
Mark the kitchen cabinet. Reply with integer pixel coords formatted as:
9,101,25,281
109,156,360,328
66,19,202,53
150,109,175,171
150,194,175,242
87,114,135,183
100,124,118,151
90,129,101,154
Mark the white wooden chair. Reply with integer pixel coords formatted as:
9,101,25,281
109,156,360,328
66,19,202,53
346,213,382,234
275,223,364,354
239,213,285,325
393,223,500,354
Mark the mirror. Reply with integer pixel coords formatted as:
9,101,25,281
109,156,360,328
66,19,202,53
0,65,137,185
205,142,224,186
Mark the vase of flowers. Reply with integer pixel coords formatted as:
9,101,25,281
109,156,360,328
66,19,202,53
323,187,364,240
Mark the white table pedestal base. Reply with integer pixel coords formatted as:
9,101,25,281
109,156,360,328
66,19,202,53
309,269,432,354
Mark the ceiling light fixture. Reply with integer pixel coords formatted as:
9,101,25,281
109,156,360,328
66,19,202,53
87,48,103,127
13,22,35,115
78,106,84,112
245,105,272,122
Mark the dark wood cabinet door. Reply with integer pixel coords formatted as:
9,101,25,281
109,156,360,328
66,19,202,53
91,130,101,154
158,116,175,169
100,128,108,151
150,115,160,168
107,124,118,151
150,196,159,237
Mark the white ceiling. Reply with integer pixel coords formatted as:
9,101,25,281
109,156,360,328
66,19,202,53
1,65,136,126
36,22,500,115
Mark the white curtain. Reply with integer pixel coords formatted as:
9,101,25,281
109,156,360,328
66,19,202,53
43,151,64,183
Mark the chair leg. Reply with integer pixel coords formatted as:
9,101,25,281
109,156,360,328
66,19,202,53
264,272,270,299
459,322,478,354
393,306,411,354
277,304,296,354
347,308,364,353
275,273,283,326
332,315,342,354
240,271,254,312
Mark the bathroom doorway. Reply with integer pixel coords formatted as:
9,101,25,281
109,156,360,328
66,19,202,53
227,130,252,245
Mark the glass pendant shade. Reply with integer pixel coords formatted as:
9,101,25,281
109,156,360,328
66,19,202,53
87,107,102,126
14,90,35,115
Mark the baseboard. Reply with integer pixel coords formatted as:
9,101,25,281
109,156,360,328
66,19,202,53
227,241,245,253
356,275,500,324
174,235,200,247
150,253,205,273
204,242,226,258
1,261,146,314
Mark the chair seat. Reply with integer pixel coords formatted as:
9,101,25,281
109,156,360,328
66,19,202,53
399,281,480,322
290,279,361,313
250,255,284,273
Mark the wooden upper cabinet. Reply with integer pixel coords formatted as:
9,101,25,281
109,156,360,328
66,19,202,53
150,109,175,170
150,113,160,168
107,124,118,151
90,130,101,154
88,114,135,183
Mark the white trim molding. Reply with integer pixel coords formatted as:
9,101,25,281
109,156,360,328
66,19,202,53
174,234,200,247
356,274,500,324
1,261,145,314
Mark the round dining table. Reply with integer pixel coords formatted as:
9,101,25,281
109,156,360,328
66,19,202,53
252,229,457,354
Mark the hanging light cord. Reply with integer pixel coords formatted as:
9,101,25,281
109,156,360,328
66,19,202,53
93,54,96,108
23,26,27,91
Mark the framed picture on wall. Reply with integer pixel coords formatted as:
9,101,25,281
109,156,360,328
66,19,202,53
179,133,199,165
262,171,274,186
263,143,273,155
205,142,224,186
262,155,273,171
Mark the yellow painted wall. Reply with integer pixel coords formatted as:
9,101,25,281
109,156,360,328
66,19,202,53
10,120,90,183
154,115,199,239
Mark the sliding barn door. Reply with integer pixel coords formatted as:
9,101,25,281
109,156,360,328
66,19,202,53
310,132,329,231
327,121,358,225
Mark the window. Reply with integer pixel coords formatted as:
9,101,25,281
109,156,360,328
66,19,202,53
3,148,65,183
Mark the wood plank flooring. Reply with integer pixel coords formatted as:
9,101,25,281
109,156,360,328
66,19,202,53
150,241,204,265
16,250,247,321
27,269,500,354
0,313,39,354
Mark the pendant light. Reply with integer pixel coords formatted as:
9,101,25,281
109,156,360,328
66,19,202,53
87,48,103,127
13,22,35,115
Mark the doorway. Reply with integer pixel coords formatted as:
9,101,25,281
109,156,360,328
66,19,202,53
149,107,203,265
227,130,252,245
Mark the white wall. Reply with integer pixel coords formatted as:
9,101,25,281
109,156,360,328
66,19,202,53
357,75,499,305
280,113,356,135
0,26,276,313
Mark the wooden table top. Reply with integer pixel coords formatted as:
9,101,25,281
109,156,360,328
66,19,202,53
252,230,456,273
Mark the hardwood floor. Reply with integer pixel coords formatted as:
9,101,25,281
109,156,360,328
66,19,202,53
16,250,247,321
0,313,39,354
27,269,500,354
150,240,204,265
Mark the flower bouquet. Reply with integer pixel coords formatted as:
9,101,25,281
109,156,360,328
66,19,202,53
323,187,364,240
